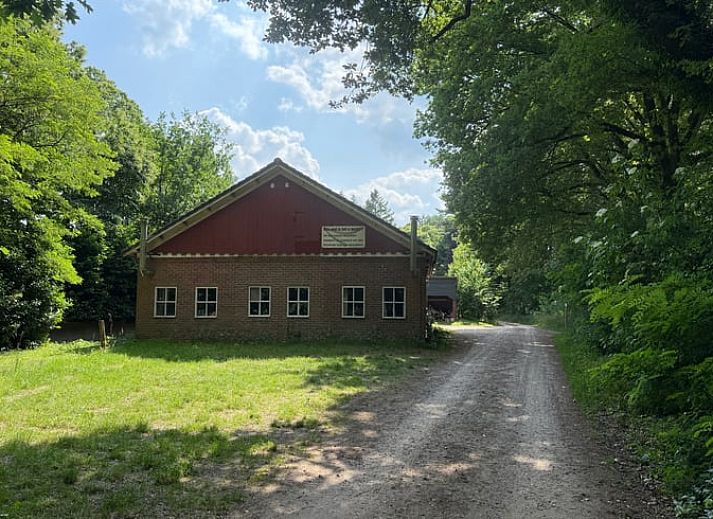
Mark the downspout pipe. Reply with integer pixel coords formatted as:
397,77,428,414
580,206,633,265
410,215,418,274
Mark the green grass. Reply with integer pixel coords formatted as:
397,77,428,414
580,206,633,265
552,332,604,412
434,319,494,328
0,338,440,518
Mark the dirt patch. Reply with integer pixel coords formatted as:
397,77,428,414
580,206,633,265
232,325,673,518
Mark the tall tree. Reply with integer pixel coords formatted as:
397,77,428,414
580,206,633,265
364,189,395,224
0,18,114,348
64,67,156,321
145,112,234,230
447,241,501,321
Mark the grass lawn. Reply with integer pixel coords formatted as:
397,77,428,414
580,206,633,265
434,320,495,329
0,338,441,518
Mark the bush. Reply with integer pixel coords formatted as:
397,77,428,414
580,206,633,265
0,247,67,350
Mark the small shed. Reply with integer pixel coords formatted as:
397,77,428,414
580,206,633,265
427,276,458,320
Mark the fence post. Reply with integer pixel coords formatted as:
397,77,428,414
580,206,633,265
98,320,107,348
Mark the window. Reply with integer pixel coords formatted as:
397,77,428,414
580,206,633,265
383,287,406,319
195,287,217,318
342,286,365,318
154,287,176,318
249,286,271,317
287,287,309,318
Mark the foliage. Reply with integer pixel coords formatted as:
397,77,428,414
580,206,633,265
447,241,501,321
0,338,439,517
588,275,713,362
145,112,234,230
0,0,92,25
64,68,156,321
0,18,114,348
401,213,456,275
363,188,394,225
675,468,713,519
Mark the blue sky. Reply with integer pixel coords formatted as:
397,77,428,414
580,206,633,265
63,0,445,225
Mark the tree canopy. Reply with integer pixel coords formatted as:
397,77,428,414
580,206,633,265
0,18,114,347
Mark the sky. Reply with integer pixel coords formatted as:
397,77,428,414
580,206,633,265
63,0,445,225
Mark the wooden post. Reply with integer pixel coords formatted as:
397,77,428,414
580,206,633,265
98,320,107,348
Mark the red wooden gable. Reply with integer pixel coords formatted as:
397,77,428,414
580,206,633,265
154,175,408,255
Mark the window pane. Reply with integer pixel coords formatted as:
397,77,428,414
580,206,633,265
156,288,165,301
288,302,298,315
343,287,352,301
166,303,175,316
260,302,270,315
299,302,308,316
394,288,405,302
207,303,217,316
156,302,165,316
197,289,206,302
355,287,364,301
384,304,393,317
250,302,259,315
384,287,393,301
354,303,364,316
167,288,176,301
345,302,353,316
299,288,308,301
197,304,206,317
394,303,405,317
288,287,298,301
208,288,217,301
261,288,270,301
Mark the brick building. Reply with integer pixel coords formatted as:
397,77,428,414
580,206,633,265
127,159,436,341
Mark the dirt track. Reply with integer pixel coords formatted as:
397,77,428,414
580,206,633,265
235,324,671,518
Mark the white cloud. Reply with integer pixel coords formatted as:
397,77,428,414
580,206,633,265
122,0,268,59
201,107,320,179
266,47,416,125
209,12,267,60
123,0,213,57
343,168,445,224
277,97,303,113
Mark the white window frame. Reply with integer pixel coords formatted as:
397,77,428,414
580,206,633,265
382,287,406,319
248,286,271,317
287,287,310,318
195,287,218,319
342,286,366,319
154,286,177,318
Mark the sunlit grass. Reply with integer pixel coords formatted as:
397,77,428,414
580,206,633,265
0,338,439,517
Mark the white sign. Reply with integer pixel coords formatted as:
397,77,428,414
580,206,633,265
321,226,366,248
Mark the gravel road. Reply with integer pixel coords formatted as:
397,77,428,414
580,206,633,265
236,324,671,518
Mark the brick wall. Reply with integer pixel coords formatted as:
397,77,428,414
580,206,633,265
135,255,429,341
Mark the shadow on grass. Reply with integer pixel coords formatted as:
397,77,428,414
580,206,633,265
0,425,278,518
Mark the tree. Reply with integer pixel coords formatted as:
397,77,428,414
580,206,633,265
145,112,234,230
0,0,92,25
0,18,114,348
401,213,456,275
447,241,501,321
64,67,157,321
364,189,394,224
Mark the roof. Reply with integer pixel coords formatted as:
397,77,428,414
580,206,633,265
125,158,437,259
427,277,458,300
